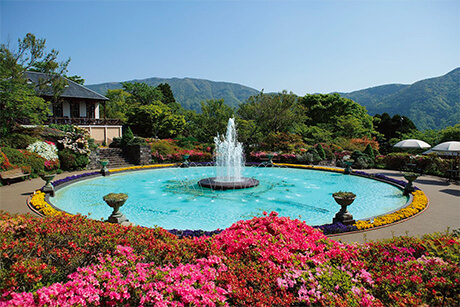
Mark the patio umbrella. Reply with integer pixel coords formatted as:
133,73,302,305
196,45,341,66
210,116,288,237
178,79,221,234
393,139,431,149
431,141,460,180
431,141,460,153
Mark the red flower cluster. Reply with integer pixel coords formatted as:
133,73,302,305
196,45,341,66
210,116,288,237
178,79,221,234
0,211,459,306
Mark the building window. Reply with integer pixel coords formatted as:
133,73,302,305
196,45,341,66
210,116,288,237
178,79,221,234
70,102,79,118
53,102,63,117
87,103,96,118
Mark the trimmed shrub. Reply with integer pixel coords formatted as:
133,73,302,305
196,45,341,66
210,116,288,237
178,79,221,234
58,148,89,171
316,143,326,160
363,144,375,161
0,147,45,175
120,127,134,147
0,133,39,149
351,150,374,169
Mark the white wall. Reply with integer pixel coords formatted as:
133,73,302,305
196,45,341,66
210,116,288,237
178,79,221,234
95,103,100,119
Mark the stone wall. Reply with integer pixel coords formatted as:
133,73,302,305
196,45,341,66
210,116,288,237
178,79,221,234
88,148,100,170
123,145,152,165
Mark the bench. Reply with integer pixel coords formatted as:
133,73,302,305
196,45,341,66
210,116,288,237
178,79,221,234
0,168,30,185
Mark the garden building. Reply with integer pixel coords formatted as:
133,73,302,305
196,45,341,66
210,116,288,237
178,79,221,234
19,71,122,144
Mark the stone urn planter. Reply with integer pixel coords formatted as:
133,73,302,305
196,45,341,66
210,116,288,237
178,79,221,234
343,160,354,175
99,159,110,176
39,173,56,196
181,154,190,168
403,172,419,196
103,193,129,224
332,191,356,225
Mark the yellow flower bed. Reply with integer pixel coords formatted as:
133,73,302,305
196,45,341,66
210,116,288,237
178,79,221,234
354,190,428,230
110,163,177,173
29,190,66,217
275,163,345,173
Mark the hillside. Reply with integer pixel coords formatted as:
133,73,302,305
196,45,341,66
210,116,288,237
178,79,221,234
88,68,459,130
87,77,260,112
339,68,460,130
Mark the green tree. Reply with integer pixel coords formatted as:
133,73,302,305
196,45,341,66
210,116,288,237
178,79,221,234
189,99,235,143
363,144,375,160
103,89,130,122
238,91,303,134
439,124,460,143
298,93,375,140
294,125,333,144
66,75,85,85
122,82,163,106
316,143,326,160
127,103,186,138
157,83,176,105
0,33,69,136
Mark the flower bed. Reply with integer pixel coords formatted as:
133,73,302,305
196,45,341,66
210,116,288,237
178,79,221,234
0,211,458,306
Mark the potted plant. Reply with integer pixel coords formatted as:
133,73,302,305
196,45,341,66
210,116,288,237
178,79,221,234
404,172,419,182
103,193,129,224
332,191,356,225
332,191,356,206
40,159,59,195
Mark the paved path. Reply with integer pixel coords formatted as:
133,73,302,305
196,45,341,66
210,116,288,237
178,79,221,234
0,168,458,244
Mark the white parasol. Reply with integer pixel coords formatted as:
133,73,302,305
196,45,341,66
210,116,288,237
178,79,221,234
431,141,460,153
393,139,431,149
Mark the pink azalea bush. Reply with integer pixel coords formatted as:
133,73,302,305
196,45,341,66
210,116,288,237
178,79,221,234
2,246,229,307
1,211,459,306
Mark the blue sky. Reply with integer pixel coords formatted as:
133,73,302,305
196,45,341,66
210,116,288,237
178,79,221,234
1,0,459,95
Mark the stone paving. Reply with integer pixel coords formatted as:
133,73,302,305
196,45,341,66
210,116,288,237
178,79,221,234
0,168,458,244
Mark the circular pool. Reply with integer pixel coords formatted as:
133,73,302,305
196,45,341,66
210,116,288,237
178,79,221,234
50,166,408,230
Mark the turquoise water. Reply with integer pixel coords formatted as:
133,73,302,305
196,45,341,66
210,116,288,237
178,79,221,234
50,167,408,230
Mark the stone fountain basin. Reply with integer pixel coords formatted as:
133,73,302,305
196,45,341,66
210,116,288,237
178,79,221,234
198,177,260,190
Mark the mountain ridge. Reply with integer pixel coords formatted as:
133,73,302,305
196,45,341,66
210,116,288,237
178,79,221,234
87,77,260,112
338,68,460,130
87,68,460,130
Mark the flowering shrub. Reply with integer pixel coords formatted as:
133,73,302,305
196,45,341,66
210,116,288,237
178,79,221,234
57,127,91,155
149,139,212,163
2,246,229,306
26,141,59,161
152,149,212,163
356,236,460,306
0,211,459,306
0,147,45,175
350,136,379,151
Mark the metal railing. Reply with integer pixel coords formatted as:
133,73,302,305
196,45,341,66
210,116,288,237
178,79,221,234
17,117,122,126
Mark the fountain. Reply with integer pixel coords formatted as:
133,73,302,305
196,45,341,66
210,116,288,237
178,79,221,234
198,118,259,190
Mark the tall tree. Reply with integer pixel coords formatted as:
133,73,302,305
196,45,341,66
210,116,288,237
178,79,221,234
236,91,304,149
298,93,375,140
122,82,163,106
127,102,186,138
373,113,417,147
103,89,130,122
189,99,235,143
238,91,302,134
157,83,176,104
0,33,69,136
